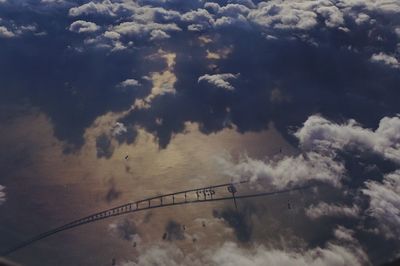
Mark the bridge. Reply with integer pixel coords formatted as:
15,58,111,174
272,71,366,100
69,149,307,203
1,180,313,256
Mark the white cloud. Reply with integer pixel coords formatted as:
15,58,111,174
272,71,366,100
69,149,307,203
198,73,239,90
219,115,400,190
209,240,367,266
248,1,319,31
295,115,400,164
69,0,120,17
69,20,100,33
150,29,170,40
119,227,368,266
306,202,360,219
111,122,128,138
0,22,38,38
112,21,181,37
316,5,344,28
118,79,140,88
337,0,400,15
362,170,400,239
354,13,370,25
219,152,345,188
0,26,15,38
182,9,215,27
103,30,121,40
218,4,250,17
370,52,399,68
228,0,255,9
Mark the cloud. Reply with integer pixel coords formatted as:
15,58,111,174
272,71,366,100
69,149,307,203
112,21,181,38
1,1,400,264
370,52,400,69
219,115,400,189
68,0,119,17
209,236,367,266
247,1,319,31
109,218,138,241
69,20,100,33
362,170,400,239
0,26,15,38
0,185,5,205
198,73,239,90
182,8,215,29
306,202,360,219
111,122,128,137
150,29,171,40
295,115,400,164
2,0,400,152
119,226,368,266
118,79,140,88
217,114,400,263
219,151,345,188
103,30,121,40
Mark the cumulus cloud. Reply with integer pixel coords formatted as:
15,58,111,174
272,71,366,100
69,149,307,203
218,114,400,263
103,30,121,40
306,202,360,219
0,26,15,38
182,8,215,29
219,152,345,188
68,0,122,17
208,237,367,266
111,122,128,137
362,170,400,239
110,122,138,144
220,114,400,191
295,115,400,164
0,22,37,38
370,53,400,69
198,73,239,90
1,0,400,264
112,21,181,38
248,1,319,31
69,20,99,33
150,29,170,40
119,226,368,266
118,79,140,88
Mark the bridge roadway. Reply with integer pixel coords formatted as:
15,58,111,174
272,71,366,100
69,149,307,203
1,180,312,256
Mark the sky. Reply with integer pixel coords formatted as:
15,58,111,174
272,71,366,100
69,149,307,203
0,0,400,265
